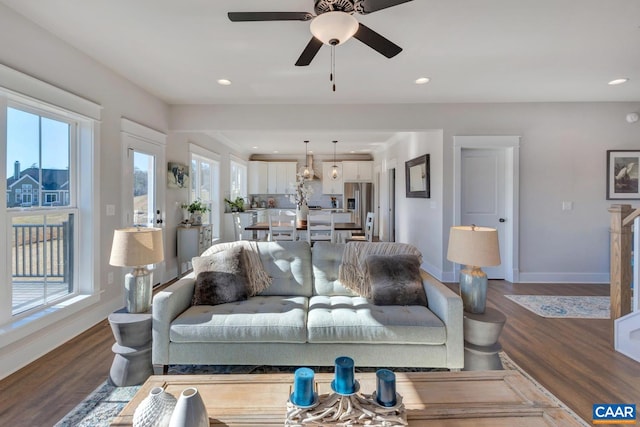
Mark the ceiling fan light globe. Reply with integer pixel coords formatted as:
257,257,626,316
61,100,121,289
310,11,359,45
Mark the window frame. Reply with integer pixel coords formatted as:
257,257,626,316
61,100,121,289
5,101,80,316
229,155,247,203
0,66,100,345
189,143,221,239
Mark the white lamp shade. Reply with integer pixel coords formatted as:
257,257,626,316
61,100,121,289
447,226,501,267
109,227,164,267
310,12,359,45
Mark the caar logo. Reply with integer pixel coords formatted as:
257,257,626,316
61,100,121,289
593,404,636,424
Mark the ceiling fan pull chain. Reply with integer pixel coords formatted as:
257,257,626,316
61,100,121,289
331,44,336,92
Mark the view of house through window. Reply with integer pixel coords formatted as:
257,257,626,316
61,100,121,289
6,106,77,315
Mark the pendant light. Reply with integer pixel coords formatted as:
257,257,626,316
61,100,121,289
331,140,339,180
302,140,311,179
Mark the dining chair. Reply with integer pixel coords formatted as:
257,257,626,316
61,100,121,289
306,213,334,245
347,211,374,242
268,214,297,241
232,212,246,241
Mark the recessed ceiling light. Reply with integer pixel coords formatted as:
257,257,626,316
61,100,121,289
217,79,232,86
252,146,258,149
608,78,629,86
350,150,356,153
273,150,279,154
415,77,430,85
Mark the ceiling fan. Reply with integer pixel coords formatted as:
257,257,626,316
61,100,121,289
228,0,413,67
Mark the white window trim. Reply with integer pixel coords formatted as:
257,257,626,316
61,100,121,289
0,65,101,348
229,155,248,202
189,143,221,237
189,143,220,162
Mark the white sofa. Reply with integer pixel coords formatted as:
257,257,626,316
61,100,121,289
152,241,464,372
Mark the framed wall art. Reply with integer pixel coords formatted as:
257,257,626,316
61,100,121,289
607,150,640,200
405,154,430,198
168,162,189,189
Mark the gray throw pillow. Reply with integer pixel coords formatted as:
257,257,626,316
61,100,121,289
191,246,248,306
366,254,427,306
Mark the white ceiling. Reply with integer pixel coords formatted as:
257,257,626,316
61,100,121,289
2,0,639,154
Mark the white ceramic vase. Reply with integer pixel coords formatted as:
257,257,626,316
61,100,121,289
133,386,177,427
297,203,309,224
168,387,208,427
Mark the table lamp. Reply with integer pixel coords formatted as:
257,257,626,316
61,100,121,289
109,227,164,313
447,225,500,314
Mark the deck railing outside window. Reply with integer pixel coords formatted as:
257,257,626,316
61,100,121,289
11,221,73,314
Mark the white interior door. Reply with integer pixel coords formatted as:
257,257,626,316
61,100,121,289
121,120,166,284
461,148,506,279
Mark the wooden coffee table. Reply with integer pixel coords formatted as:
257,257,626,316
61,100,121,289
111,370,585,426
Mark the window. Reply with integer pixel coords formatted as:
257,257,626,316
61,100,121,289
45,193,58,205
0,65,99,351
190,145,221,238
229,156,247,202
6,106,76,315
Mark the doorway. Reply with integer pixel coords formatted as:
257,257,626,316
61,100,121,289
121,119,167,284
453,136,520,283
388,168,396,242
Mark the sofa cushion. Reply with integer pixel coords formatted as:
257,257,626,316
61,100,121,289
256,241,313,297
170,296,308,343
191,246,248,306
192,271,249,306
311,242,357,296
201,241,271,296
307,295,446,344
366,254,427,306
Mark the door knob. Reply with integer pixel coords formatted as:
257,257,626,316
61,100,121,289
499,218,506,223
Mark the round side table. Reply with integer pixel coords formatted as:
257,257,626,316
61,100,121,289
463,307,506,371
108,310,153,386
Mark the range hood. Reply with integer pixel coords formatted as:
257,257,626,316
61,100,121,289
301,154,321,180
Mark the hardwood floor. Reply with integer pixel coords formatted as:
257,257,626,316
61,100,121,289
1,281,638,426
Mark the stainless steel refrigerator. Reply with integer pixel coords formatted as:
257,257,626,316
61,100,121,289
343,182,373,228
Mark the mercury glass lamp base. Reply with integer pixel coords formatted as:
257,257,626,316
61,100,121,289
459,266,488,314
125,267,152,313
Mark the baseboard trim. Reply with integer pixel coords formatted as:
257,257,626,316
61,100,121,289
517,272,610,284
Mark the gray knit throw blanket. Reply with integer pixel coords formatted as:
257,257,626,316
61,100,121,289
338,242,423,298
201,241,272,296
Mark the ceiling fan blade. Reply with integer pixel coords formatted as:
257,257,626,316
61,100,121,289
295,37,323,66
353,23,402,58
228,12,313,22
356,0,413,14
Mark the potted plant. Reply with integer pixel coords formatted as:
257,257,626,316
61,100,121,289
182,199,210,225
224,197,245,212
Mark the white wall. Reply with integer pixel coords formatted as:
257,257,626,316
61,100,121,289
171,102,640,283
0,4,169,378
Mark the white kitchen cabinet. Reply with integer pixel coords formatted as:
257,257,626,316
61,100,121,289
267,162,297,194
342,161,373,182
322,162,343,194
177,224,213,276
249,161,268,194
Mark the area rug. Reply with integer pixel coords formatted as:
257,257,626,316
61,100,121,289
55,354,588,426
505,295,610,319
